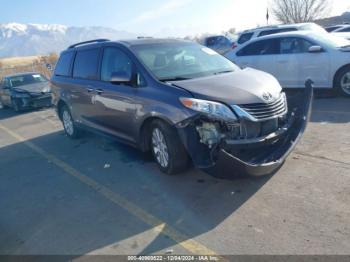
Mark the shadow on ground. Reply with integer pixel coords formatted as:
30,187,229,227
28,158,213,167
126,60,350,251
0,122,271,256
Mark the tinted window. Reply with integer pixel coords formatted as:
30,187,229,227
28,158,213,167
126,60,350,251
339,27,350,32
73,48,100,80
237,39,279,56
238,33,254,44
325,26,342,32
101,47,133,82
280,37,314,54
55,51,74,76
258,28,297,37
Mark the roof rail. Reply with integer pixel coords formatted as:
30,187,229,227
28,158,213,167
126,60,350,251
68,39,110,49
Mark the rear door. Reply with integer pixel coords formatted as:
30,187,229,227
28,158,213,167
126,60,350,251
70,47,101,126
235,38,279,76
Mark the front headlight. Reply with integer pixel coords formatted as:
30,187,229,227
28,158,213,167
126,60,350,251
180,97,237,121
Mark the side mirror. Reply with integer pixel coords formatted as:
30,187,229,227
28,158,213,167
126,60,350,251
308,45,323,53
110,71,132,84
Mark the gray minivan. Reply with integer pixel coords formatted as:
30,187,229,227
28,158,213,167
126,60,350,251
51,38,312,176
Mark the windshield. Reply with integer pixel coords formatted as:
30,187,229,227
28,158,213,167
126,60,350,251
132,43,239,81
310,33,350,48
9,74,48,88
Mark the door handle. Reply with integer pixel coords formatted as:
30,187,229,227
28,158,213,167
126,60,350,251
96,88,104,95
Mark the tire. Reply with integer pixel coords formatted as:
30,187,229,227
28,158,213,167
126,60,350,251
150,120,189,175
60,105,81,139
334,66,350,97
11,98,21,112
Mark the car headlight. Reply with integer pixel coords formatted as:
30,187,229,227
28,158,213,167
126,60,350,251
180,97,237,121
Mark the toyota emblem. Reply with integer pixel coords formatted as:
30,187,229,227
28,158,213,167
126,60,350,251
262,92,273,102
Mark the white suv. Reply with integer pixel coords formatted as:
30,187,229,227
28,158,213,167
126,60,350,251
234,23,327,49
226,31,350,97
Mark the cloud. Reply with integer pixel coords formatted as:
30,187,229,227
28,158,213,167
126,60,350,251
129,0,191,25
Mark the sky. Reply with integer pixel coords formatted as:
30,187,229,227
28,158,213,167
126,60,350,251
1,0,350,36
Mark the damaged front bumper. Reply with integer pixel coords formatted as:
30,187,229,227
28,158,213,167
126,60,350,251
177,81,313,176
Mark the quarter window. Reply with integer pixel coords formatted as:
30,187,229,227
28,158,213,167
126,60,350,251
54,51,74,77
73,48,100,80
237,33,254,44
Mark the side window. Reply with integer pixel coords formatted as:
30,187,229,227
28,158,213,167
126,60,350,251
237,33,254,44
339,27,350,32
54,51,74,77
101,47,133,82
280,37,314,54
258,28,297,37
237,39,279,56
73,48,100,80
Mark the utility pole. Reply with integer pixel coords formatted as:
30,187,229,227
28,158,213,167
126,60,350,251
266,8,270,25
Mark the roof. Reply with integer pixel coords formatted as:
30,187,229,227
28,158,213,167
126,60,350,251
241,22,315,34
66,38,192,51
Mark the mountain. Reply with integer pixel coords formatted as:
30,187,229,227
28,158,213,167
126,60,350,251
315,12,350,27
0,23,136,58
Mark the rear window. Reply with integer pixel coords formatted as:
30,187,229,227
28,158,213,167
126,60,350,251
54,51,74,77
237,33,254,44
73,48,100,80
339,27,350,32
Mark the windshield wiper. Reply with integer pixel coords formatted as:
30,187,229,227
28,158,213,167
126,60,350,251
213,70,234,75
160,77,192,82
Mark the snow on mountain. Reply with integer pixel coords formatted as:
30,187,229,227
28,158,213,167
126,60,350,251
0,23,136,58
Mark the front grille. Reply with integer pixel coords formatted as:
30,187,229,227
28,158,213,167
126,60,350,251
235,93,288,121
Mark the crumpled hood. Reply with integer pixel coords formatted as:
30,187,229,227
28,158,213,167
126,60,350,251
170,68,282,105
13,82,51,94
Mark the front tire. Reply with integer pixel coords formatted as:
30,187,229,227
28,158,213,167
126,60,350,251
11,98,21,112
150,120,189,175
60,105,81,139
334,66,350,97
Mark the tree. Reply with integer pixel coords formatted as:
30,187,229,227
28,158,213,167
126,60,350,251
272,0,330,24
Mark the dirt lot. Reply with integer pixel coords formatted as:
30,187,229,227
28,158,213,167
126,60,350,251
0,97,349,256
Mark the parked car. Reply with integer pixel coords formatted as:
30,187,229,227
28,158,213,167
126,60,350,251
51,38,312,176
203,35,235,55
225,31,350,97
0,72,52,111
235,23,327,49
326,24,350,33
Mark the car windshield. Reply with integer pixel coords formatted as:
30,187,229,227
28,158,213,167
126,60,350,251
310,33,350,48
132,43,239,81
9,74,47,88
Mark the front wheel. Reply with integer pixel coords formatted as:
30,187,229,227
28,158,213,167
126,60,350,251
61,105,81,139
334,66,350,97
11,98,21,112
150,120,189,175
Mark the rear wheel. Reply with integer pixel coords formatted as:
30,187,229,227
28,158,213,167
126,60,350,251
150,120,189,175
334,66,350,97
61,105,81,139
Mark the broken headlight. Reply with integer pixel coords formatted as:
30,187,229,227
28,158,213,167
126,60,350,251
180,97,237,121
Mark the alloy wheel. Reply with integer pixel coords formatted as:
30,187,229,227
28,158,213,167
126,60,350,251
62,109,74,136
340,71,350,95
152,128,169,168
